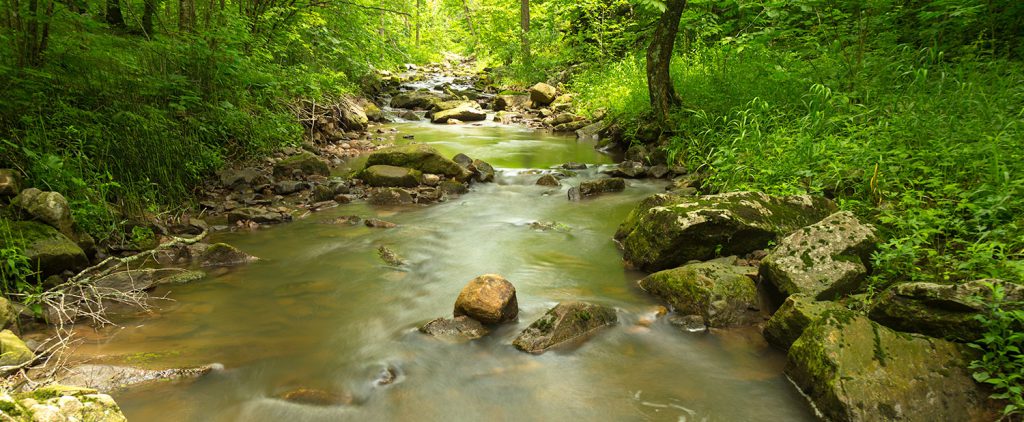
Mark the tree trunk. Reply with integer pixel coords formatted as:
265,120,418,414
462,0,476,39
520,0,530,63
179,0,195,32
415,0,421,46
142,0,157,35
106,0,124,27
646,0,686,124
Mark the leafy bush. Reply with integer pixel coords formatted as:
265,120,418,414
970,282,1024,417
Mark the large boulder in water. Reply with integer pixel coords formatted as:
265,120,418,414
760,211,878,300
391,90,441,110
615,192,836,272
512,301,617,354
273,151,330,178
869,279,1024,343
638,258,760,328
786,314,993,422
453,274,518,324
762,294,850,351
0,329,35,370
359,165,423,188
365,144,468,179
1,221,87,277
431,104,486,124
529,83,557,105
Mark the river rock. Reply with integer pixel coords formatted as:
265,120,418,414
869,279,1024,343
277,388,353,406
194,242,259,267
367,188,414,205
273,180,310,195
493,94,531,111
13,188,75,237
616,191,836,272
219,168,271,190
273,151,330,178
529,83,557,105
377,246,406,266
453,274,518,324
550,94,573,111
0,297,15,330
638,259,760,328
606,161,647,178
536,174,560,187
360,165,423,188
419,316,490,340
56,364,219,392
4,385,127,422
95,268,206,292
0,330,35,370
391,90,441,110
438,180,468,195
786,314,992,422
366,144,468,179
471,159,495,183
762,294,851,350
227,207,292,225
0,169,20,196
337,96,369,131
431,104,486,124
761,211,878,300
512,301,617,354
568,178,625,200
1,221,87,277
364,218,397,229
452,153,473,168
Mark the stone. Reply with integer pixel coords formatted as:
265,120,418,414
359,165,423,188
607,161,647,178
453,274,518,324
668,314,708,332
648,165,670,179
869,279,1024,343
431,104,486,123
0,169,20,196
377,246,406,266
553,120,589,133
55,364,219,392
616,191,837,272
277,388,353,406
569,178,625,200
762,294,850,350
367,188,415,205
493,94,531,111
0,330,35,369
337,96,369,131
273,180,310,195
550,94,573,111
193,242,259,267
8,385,126,422
364,218,397,229
452,153,473,168
311,184,336,202
786,314,993,422
366,144,468,179
576,120,611,142
512,301,617,354
0,297,15,330
0,221,87,277
438,180,468,196
419,316,490,340
422,174,441,186
12,188,75,236
561,162,587,170
638,260,760,328
94,268,206,292
535,174,560,187
226,207,292,224
391,91,441,110
529,83,557,105
761,211,878,300
272,152,330,178
219,168,270,190
471,159,495,183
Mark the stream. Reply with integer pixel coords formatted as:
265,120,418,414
69,117,817,421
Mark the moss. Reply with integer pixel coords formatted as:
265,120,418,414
871,321,888,366
0,398,22,416
21,385,97,401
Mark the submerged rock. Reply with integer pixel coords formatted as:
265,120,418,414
869,279,1024,343
56,364,220,392
272,151,330,178
786,314,992,422
761,211,878,300
638,259,760,328
4,385,127,422
364,218,397,228
0,329,35,370
276,388,353,406
762,294,850,350
529,83,557,105
453,274,518,324
377,246,407,267
512,301,617,354
0,221,87,277
359,165,423,188
419,316,490,341
95,268,206,292
365,144,468,179
194,243,259,267
616,192,836,272
568,178,625,200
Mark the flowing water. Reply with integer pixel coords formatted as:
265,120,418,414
71,121,816,421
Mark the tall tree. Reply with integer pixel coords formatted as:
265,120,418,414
106,0,125,27
179,0,196,32
520,0,530,62
646,0,686,124
142,0,158,35
5,0,56,66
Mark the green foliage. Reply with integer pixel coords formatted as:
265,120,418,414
969,282,1024,417
0,219,40,299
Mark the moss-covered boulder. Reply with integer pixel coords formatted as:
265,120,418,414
786,314,992,422
359,165,424,187
493,94,531,111
869,279,1023,343
0,329,35,369
272,151,330,178
419,316,490,341
761,211,878,300
453,274,518,324
529,82,557,105
430,104,486,124
365,144,468,179
638,259,760,328
513,301,616,353
3,385,127,422
0,297,15,330
1,221,87,277
536,174,560,187
367,187,415,206
12,188,75,237
763,294,851,350
391,90,442,110
615,191,836,272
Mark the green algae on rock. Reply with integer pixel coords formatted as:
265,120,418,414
359,165,424,188
762,294,852,351
638,259,760,328
513,301,617,354
365,144,469,179
0,221,87,277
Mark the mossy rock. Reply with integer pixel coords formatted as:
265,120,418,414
0,297,15,330
638,260,760,328
272,152,330,178
761,211,878,300
512,301,617,354
365,144,468,178
430,104,486,124
493,94,531,111
786,314,993,421
0,329,35,369
762,294,851,350
616,191,836,272
95,268,206,292
358,165,424,188
391,91,442,110
419,316,490,341
869,279,1024,343
367,188,415,206
1,221,87,277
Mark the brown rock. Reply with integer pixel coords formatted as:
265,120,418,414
453,274,519,324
